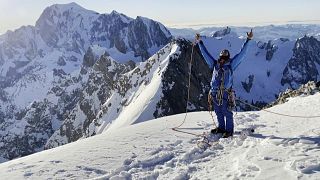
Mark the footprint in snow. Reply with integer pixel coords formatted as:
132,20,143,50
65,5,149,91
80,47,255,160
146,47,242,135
248,113,260,119
23,172,33,177
149,140,182,155
49,160,62,164
289,158,320,175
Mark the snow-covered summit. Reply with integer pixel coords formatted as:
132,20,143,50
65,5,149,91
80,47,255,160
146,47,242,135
44,2,97,14
32,2,172,61
109,10,133,23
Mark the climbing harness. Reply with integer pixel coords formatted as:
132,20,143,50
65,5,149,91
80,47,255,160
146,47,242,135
227,89,236,111
216,68,225,106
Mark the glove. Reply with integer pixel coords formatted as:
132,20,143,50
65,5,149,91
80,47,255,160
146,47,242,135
195,33,201,44
195,33,200,40
247,29,253,40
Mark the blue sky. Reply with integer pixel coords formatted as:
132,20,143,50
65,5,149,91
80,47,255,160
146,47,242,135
0,0,319,34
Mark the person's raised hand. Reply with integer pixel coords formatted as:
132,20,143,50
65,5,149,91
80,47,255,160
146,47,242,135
247,29,253,40
195,33,201,43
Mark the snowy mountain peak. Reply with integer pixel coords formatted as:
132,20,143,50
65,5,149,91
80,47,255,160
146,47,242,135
36,2,96,26
0,3,172,161
110,10,124,16
45,2,96,14
110,10,120,15
109,10,132,22
296,35,319,50
32,3,172,59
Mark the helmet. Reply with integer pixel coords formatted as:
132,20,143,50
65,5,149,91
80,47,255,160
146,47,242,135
219,49,230,60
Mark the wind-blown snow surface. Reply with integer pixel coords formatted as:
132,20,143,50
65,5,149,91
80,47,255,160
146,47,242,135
0,92,319,179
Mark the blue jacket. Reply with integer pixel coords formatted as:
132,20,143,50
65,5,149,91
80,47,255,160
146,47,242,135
198,39,251,93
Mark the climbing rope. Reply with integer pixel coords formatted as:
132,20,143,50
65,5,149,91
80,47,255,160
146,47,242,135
171,42,217,137
171,42,204,137
171,43,194,130
236,99,320,119
207,96,217,128
172,40,320,140
311,128,320,136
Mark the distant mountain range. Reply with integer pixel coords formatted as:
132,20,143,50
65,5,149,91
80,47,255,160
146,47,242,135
169,24,320,42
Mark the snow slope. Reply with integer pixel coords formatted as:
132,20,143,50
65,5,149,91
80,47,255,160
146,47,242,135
0,92,319,179
104,43,180,131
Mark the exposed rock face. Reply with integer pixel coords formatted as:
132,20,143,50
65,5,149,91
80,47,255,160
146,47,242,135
127,16,171,60
257,40,278,60
57,57,66,66
82,47,95,67
212,27,231,37
266,81,319,108
45,49,131,149
281,36,320,89
0,99,54,159
265,40,278,61
155,39,212,117
241,75,255,93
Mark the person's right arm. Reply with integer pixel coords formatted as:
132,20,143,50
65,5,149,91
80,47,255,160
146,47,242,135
196,36,217,70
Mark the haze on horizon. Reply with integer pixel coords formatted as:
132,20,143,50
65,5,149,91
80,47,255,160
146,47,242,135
0,0,320,34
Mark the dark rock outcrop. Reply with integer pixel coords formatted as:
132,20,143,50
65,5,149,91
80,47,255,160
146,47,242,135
281,36,320,88
241,75,255,93
57,56,66,66
45,48,132,149
0,99,54,159
155,39,212,117
212,27,231,38
265,40,278,61
266,81,319,108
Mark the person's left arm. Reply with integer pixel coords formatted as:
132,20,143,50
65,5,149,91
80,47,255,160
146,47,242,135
231,29,253,70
